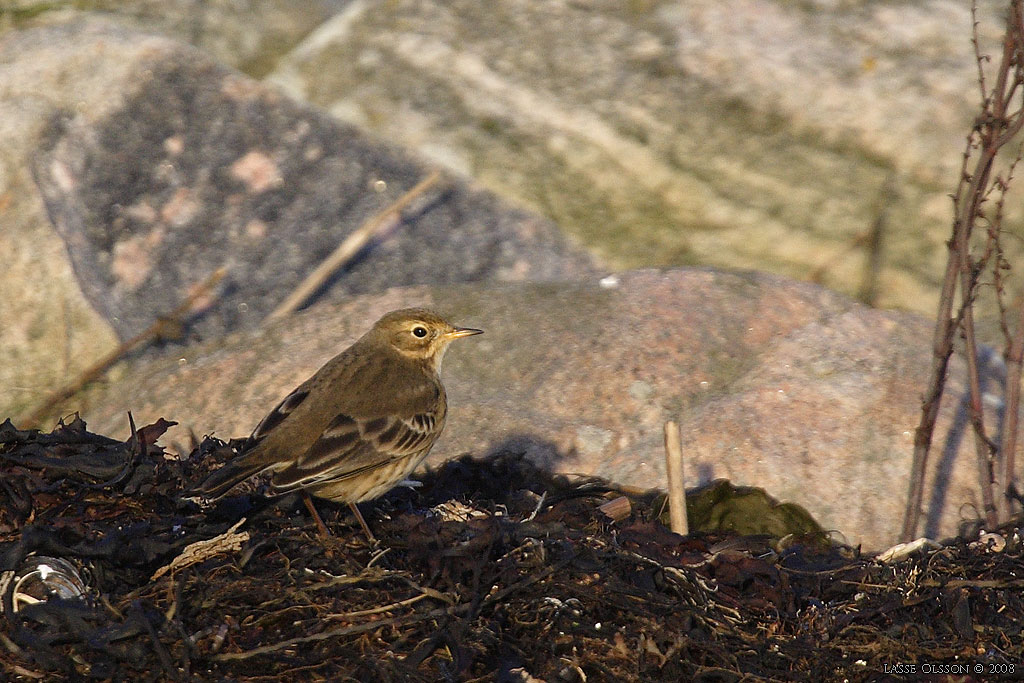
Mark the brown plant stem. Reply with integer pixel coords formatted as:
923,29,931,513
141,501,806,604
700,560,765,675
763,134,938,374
1000,297,1024,519
902,221,962,541
954,129,1001,533
663,421,688,536
19,266,228,429
902,0,1024,540
266,170,443,323
959,248,999,529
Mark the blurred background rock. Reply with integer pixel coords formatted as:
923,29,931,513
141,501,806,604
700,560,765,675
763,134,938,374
4,0,1018,315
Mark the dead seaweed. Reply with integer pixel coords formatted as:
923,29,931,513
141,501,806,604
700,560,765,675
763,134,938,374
1,417,1022,681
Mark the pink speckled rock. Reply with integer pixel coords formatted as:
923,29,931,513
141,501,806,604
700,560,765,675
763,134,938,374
76,268,1003,549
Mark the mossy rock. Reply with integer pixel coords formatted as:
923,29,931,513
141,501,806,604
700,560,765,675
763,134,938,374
657,478,824,539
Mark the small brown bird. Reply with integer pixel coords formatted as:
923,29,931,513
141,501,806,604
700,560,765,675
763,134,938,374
195,308,481,538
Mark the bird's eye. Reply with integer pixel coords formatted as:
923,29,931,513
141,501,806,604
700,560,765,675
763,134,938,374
412,326,428,338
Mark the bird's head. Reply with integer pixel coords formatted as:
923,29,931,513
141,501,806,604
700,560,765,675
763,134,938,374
369,308,482,369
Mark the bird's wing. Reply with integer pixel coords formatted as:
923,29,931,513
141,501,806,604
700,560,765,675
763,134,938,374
193,385,312,499
271,409,442,490
248,386,311,445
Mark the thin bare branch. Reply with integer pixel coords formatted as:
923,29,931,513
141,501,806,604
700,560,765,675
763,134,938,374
972,1,990,103
266,170,443,323
18,266,228,429
903,0,1024,540
1000,297,1024,520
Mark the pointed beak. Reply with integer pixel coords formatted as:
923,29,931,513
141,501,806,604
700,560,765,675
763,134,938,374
447,326,483,339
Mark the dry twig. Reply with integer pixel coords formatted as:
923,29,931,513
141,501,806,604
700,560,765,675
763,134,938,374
151,518,250,580
663,420,689,536
999,297,1024,519
266,170,443,322
19,266,228,429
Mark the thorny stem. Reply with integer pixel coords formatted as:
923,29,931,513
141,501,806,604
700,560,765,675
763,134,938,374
903,0,1024,541
972,2,990,103
959,223,998,529
903,121,978,542
992,148,1024,519
1000,298,1024,520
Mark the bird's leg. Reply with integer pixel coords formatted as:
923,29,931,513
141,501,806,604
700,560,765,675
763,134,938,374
301,491,332,538
348,502,377,543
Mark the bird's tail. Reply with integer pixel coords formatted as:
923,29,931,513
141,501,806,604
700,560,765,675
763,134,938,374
193,452,270,500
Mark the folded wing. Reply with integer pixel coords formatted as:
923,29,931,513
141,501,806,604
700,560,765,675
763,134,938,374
271,409,442,491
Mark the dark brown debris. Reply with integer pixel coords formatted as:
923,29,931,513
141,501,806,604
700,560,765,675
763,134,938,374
1,417,1022,681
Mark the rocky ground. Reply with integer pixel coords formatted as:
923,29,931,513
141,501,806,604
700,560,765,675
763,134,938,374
67,269,1002,551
